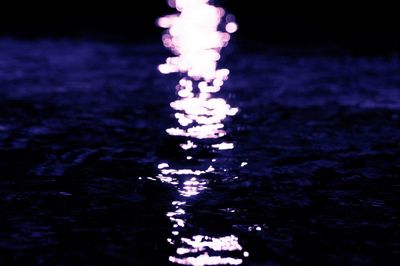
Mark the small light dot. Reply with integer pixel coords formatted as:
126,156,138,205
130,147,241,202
226,22,238,33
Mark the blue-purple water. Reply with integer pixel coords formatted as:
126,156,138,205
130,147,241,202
0,39,399,265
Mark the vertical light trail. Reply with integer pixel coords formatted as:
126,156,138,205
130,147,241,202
157,0,238,140
156,1,247,265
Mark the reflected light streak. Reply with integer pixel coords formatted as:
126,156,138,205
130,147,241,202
180,177,207,197
170,235,243,265
157,0,245,265
167,95,239,139
156,163,212,197
157,0,237,80
180,235,242,252
166,215,245,265
212,142,234,150
158,0,238,140
170,254,243,266
181,140,198,150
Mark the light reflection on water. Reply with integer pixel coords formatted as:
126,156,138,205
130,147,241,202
157,0,245,265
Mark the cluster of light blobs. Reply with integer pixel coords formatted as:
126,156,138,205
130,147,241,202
158,159,247,265
166,224,246,265
157,1,245,265
166,79,239,139
158,0,238,140
157,162,212,197
170,235,244,265
157,0,237,81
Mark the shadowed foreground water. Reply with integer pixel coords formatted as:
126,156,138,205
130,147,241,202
0,39,399,265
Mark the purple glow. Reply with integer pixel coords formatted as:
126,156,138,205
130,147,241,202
156,1,246,265
158,1,238,140
157,0,237,81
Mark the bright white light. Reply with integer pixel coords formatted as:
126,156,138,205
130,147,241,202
226,22,238,33
157,0,236,81
167,97,238,139
169,235,243,265
158,163,170,169
158,0,238,140
157,2,245,265
212,142,234,150
169,254,242,266
180,140,197,150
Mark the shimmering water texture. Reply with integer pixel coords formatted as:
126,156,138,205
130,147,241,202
157,0,245,265
1,39,400,265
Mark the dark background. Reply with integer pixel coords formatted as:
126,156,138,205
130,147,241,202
1,2,400,265
0,1,399,52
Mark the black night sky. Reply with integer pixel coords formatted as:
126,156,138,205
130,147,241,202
1,1,399,51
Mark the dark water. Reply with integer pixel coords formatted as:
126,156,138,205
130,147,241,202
0,39,399,265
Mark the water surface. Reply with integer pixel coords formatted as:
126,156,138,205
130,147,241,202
0,39,399,265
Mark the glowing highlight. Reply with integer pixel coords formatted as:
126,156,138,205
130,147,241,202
156,1,246,265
